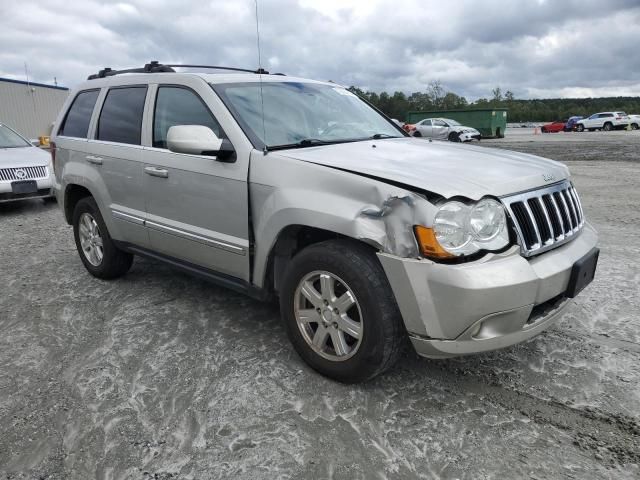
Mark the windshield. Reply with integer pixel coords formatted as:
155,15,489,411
0,124,31,148
212,82,404,149
443,118,461,126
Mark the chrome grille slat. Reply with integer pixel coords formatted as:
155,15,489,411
537,196,555,242
570,187,585,226
549,193,566,237
502,180,586,257
567,188,582,226
522,201,542,248
0,166,48,181
556,191,574,231
562,190,578,231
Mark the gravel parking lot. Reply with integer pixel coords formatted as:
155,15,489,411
1,131,639,479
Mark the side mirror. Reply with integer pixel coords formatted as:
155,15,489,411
30,139,41,147
166,125,235,162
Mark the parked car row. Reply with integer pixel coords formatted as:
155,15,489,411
541,112,639,133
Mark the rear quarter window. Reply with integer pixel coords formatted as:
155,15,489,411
97,86,147,145
58,89,100,138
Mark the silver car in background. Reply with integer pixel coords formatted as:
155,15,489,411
412,117,481,142
0,123,54,203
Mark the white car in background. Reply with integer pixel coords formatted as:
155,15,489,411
575,112,630,132
0,123,54,203
412,117,481,142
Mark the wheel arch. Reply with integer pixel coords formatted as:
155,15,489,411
64,184,95,224
261,224,377,296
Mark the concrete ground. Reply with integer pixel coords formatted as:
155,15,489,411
1,132,639,479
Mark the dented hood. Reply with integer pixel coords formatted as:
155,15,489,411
276,138,569,199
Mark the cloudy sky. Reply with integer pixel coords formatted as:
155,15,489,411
1,0,639,99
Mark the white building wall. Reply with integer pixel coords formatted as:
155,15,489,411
0,78,69,138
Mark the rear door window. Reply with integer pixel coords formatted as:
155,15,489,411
153,86,223,149
97,86,147,145
59,89,99,138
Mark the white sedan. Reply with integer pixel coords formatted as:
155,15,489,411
0,123,54,203
412,118,481,142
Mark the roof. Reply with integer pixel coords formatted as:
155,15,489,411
73,71,337,91
0,77,69,91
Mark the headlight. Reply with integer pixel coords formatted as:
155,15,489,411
415,198,509,259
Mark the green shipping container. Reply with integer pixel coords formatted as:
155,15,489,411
406,108,508,138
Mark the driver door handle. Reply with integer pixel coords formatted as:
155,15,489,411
144,166,169,178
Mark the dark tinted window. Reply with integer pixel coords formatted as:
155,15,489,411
153,87,222,149
97,87,147,145
59,90,99,138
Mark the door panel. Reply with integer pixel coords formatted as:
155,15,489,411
86,141,149,247
142,149,250,279
417,120,432,137
142,84,250,281
432,120,448,139
87,85,150,247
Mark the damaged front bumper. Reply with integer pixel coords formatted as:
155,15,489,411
457,131,481,142
377,222,598,358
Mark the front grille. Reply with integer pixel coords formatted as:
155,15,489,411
0,166,48,181
503,180,585,257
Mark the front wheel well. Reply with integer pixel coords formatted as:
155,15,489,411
64,184,93,224
264,225,376,296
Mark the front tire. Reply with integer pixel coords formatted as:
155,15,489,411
412,131,422,137
632,123,639,130
577,124,585,132
448,132,461,142
73,197,133,279
280,240,405,383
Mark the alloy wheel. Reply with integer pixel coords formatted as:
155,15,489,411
78,212,104,266
294,270,363,361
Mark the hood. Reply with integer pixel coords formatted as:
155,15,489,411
276,138,569,200
0,146,51,169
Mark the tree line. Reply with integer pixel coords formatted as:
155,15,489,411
347,81,640,123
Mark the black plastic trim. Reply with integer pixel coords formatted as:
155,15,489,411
114,241,269,300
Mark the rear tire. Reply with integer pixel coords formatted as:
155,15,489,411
73,197,133,279
279,240,405,383
413,131,422,137
603,122,613,131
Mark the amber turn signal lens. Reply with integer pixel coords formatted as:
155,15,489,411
413,225,455,259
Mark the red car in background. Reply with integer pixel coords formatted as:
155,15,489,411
541,120,566,133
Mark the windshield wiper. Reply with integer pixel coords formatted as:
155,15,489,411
268,134,401,151
268,138,355,151
369,133,401,139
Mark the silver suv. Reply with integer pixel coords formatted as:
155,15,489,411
51,62,599,382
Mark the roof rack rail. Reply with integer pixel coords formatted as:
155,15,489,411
87,61,276,80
